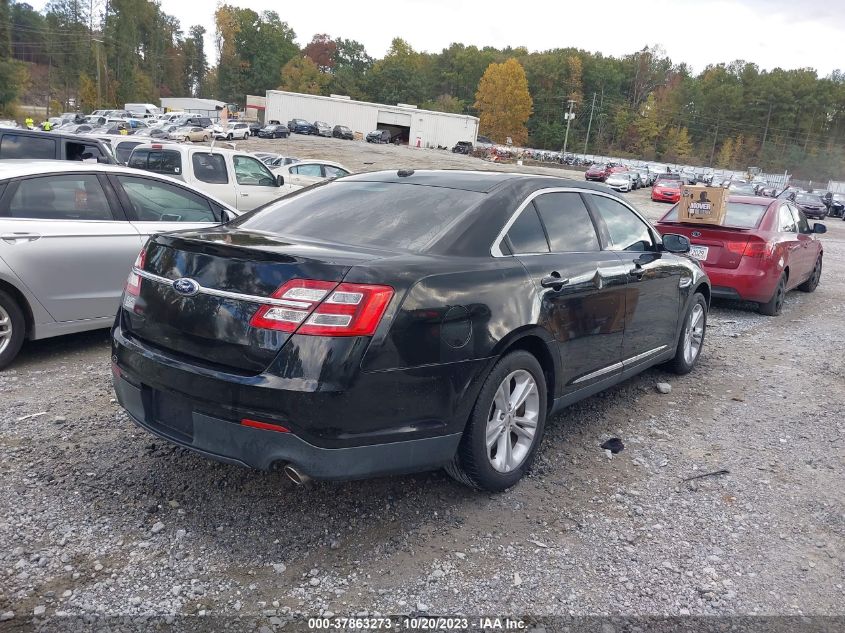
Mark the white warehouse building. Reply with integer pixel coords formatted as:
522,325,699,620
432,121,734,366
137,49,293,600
265,90,479,148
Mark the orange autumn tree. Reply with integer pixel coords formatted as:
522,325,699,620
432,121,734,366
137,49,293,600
474,58,533,146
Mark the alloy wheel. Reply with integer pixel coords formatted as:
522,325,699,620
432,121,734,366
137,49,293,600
0,305,12,356
486,370,540,473
683,303,705,365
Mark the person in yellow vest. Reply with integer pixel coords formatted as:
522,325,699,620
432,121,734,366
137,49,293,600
25,117,34,129
42,120,53,131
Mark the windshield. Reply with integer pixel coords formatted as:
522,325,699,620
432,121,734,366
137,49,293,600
231,181,484,252
663,201,768,228
795,193,822,205
655,180,679,188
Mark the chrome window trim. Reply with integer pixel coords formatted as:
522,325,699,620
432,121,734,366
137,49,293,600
490,187,657,257
133,268,311,309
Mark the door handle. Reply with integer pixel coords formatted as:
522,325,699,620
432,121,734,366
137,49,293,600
540,272,569,289
240,192,249,197
1,232,41,243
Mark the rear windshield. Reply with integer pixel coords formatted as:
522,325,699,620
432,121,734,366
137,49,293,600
128,148,182,176
232,181,484,251
663,201,768,228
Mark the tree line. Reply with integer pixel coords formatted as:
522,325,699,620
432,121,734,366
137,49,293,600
1,0,844,180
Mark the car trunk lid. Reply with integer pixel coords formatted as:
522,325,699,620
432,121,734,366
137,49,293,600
656,222,767,269
123,228,387,373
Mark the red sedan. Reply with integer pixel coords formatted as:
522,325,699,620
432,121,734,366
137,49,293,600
585,164,609,181
652,179,682,203
656,196,825,315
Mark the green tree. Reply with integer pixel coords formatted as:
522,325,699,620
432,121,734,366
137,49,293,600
475,58,533,145
278,56,329,95
716,138,734,168
215,6,298,104
420,94,465,113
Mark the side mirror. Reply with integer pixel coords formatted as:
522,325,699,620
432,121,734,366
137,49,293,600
662,233,691,254
97,156,110,164
276,174,285,187
813,223,827,234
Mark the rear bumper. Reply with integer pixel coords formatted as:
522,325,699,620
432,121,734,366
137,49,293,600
114,374,460,479
704,265,776,303
111,322,489,479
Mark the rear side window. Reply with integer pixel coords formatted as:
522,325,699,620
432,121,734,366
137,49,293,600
777,205,796,233
533,193,600,252
0,133,56,159
128,149,182,176
5,175,112,220
192,153,228,184
506,205,550,254
232,181,483,252
324,166,348,178
116,175,217,223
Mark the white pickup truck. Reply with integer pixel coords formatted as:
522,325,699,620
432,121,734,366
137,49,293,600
126,142,297,211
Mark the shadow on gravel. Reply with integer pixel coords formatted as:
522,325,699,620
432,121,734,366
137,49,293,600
10,329,111,370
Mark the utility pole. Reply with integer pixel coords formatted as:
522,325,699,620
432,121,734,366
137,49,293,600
761,102,773,152
709,118,720,166
561,99,576,156
93,38,103,108
583,92,597,155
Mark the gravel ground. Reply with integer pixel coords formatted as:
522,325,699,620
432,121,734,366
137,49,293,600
1,136,843,629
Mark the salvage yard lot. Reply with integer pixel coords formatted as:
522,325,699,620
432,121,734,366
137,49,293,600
1,136,843,625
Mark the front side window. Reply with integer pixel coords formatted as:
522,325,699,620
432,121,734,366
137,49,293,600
5,175,112,221
0,134,56,159
233,155,275,186
591,195,655,252
533,193,600,252
116,175,217,223
506,205,550,254
292,163,322,177
192,153,228,184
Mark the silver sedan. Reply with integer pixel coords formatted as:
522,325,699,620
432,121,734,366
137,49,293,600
0,160,238,369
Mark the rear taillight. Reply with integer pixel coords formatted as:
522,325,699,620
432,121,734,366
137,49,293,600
725,241,748,256
125,247,147,297
250,279,394,337
742,242,773,258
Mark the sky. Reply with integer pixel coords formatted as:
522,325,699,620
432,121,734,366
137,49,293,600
27,0,845,76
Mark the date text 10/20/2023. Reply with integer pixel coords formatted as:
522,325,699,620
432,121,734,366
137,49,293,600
307,616,527,630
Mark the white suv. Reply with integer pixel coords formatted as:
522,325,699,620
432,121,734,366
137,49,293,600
214,122,251,141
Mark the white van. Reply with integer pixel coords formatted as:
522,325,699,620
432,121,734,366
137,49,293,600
126,142,297,211
125,103,162,118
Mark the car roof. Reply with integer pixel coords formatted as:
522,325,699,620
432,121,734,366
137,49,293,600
342,169,617,194
0,160,236,211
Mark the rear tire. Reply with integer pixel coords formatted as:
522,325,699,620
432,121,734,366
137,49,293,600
669,292,707,375
0,290,26,371
446,350,547,492
797,257,821,293
759,273,786,316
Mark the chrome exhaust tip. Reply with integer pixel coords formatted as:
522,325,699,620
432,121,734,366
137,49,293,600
283,464,311,486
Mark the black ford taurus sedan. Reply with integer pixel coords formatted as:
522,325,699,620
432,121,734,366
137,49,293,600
112,170,710,491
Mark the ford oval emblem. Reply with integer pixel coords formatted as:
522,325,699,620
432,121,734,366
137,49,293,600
172,277,200,296
691,230,702,237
